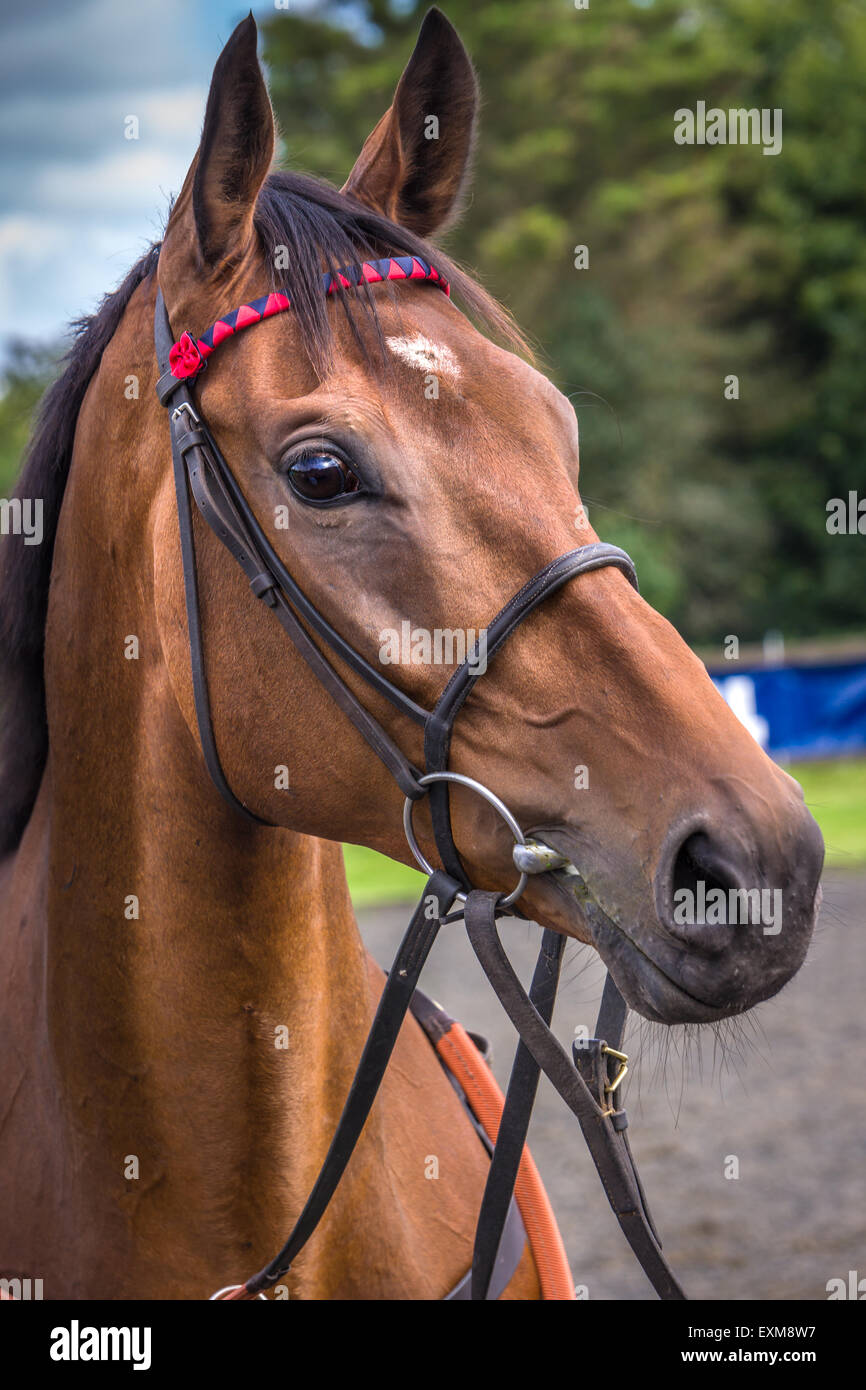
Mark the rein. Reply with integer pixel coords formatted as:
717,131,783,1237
154,268,687,1302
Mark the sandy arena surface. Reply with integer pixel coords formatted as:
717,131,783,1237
358,869,865,1300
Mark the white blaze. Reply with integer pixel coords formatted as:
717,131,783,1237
385,334,461,380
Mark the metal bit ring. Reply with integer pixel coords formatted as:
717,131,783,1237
402,771,529,910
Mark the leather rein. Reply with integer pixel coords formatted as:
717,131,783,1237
153,266,687,1302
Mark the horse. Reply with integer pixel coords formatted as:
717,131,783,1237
0,10,823,1299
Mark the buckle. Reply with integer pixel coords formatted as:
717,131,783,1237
601,1043,628,1094
171,401,200,428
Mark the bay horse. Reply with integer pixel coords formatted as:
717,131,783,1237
0,11,822,1299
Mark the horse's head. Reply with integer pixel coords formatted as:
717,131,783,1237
155,13,822,1025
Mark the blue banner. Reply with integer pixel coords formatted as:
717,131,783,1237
709,660,866,760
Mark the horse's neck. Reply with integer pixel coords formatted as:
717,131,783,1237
22,288,378,1293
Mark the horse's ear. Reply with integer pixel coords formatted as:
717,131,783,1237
341,9,478,237
167,15,274,272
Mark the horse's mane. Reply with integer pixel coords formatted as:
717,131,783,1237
0,170,528,855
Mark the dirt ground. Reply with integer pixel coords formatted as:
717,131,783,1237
358,869,865,1301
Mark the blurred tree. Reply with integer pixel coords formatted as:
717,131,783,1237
262,0,866,646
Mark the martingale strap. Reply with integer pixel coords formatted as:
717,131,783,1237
242,869,463,1295
464,891,685,1301
154,274,686,1303
469,926,565,1300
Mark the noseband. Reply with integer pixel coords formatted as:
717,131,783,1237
154,268,686,1302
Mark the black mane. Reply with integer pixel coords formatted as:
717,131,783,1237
0,171,526,855
0,245,161,855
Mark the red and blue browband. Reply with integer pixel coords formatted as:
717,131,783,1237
168,255,450,380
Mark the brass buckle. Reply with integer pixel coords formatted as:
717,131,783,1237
601,1044,629,1094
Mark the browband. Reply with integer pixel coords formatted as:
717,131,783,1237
166,254,449,381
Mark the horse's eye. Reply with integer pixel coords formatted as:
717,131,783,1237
286,451,360,503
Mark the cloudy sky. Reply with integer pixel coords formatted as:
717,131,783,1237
0,0,322,350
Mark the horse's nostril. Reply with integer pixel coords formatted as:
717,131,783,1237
663,830,749,950
672,832,738,901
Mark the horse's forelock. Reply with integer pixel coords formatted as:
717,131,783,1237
253,171,530,377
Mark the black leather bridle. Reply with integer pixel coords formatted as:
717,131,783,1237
154,280,686,1302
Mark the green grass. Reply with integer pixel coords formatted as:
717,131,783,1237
784,757,866,870
341,842,426,908
342,757,866,909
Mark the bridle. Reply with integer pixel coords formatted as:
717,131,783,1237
155,267,686,1302
153,259,687,1302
